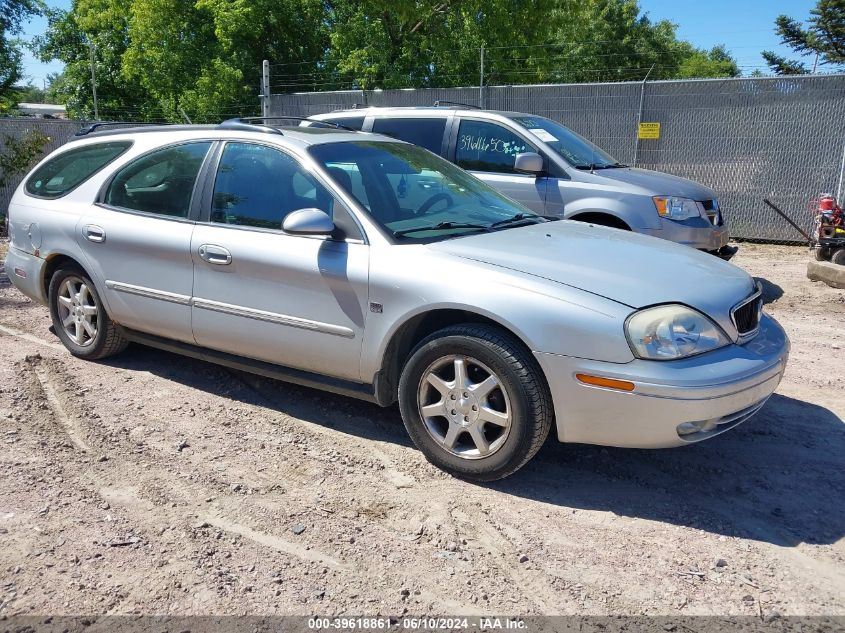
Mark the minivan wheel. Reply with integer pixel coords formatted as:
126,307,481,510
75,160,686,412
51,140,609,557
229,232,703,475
398,324,553,482
48,266,128,360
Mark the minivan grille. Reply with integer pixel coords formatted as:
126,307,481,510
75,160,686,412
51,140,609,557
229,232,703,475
732,291,762,336
700,200,723,226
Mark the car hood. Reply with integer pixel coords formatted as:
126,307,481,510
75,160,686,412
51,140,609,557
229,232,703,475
588,167,717,200
428,221,753,314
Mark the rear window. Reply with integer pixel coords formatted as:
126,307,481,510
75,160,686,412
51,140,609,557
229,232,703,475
372,118,447,154
26,141,132,199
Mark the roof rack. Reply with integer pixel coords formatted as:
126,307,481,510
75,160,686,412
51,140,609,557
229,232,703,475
219,116,356,133
75,121,170,137
433,100,482,110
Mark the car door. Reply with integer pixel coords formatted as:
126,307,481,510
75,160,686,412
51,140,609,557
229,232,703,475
190,141,369,381
451,118,547,213
79,141,215,343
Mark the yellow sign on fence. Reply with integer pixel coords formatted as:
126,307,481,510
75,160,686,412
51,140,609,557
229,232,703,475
638,122,660,140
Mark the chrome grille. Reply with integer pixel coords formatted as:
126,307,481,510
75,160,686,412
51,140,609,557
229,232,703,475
731,286,763,337
701,200,723,226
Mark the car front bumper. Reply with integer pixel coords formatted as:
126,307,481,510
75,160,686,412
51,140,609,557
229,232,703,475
534,313,789,448
4,245,47,304
641,217,730,252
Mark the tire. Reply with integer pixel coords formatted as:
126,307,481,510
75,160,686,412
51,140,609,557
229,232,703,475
48,265,128,360
832,248,845,266
814,247,830,261
398,324,553,482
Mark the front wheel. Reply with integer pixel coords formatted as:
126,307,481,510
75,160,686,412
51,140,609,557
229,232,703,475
48,265,128,360
398,324,553,481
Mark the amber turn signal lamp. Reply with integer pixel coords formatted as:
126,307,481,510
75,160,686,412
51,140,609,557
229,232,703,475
575,374,635,392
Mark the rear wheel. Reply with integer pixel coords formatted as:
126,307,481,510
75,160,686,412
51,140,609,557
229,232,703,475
832,248,845,266
398,324,553,481
48,266,128,360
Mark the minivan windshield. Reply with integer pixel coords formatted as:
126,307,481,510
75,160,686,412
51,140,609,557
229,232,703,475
509,115,624,170
309,141,545,242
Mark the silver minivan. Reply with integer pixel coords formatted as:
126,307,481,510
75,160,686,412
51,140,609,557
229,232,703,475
308,106,734,258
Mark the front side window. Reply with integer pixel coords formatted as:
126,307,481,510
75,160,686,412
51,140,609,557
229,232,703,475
26,142,131,199
310,141,545,242
104,142,212,218
372,118,447,154
508,115,622,170
455,120,535,174
211,142,337,230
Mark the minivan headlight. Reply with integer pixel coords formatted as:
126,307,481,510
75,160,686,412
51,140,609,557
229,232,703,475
625,304,729,360
653,196,701,221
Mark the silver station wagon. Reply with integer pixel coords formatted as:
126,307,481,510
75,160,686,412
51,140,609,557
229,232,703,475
4,119,788,481
308,106,735,258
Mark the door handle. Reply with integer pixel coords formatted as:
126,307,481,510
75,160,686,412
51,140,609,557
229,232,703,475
198,244,232,265
83,225,106,243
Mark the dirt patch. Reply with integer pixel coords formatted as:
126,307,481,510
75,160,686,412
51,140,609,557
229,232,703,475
0,242,843,617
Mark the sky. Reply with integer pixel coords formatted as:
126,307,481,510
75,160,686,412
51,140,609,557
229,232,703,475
17,0,822,89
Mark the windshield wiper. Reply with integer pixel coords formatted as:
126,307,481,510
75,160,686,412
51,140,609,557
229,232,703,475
393,222,490,238
487,213,544,229
575,162,627,171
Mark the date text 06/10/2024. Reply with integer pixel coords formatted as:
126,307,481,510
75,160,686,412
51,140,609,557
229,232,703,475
307,617,528,630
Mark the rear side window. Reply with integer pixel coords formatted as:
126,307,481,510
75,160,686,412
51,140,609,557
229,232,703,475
104,142,212,218
372,118,446,154
25,142,131,199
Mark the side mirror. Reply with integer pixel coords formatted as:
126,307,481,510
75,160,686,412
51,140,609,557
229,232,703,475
282,208,335,235
514,152,544,175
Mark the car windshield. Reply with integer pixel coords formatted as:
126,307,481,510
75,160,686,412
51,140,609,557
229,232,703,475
309,141,545,241
509,115,623,170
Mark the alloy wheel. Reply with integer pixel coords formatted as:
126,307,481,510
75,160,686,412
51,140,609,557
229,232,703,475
417,355,512,459
56,276,99,347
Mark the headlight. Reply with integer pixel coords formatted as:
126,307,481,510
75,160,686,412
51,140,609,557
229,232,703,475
625,304,729,360
653,196,701,221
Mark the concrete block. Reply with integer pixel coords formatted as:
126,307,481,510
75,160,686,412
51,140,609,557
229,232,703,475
807,260,845,289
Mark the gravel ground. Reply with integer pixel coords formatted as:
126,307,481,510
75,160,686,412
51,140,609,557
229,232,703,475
0,240,843,617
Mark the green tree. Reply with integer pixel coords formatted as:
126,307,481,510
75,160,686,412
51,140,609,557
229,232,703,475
322,0,556,90
1,0,44,111
120,0,327,121
676,45,740,79
35,1,160,119
763,0,845,74
320,0,741,90
38,0,326,121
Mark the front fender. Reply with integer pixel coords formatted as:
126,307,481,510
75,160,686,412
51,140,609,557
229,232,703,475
563,195,660,231
361,247,635,382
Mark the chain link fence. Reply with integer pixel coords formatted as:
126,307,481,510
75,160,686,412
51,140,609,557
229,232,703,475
270,74,845,242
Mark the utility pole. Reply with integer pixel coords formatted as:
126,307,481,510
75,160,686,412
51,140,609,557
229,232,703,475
89,41,99,120
479,47,485,109
262,60,270,118
632,63,655,167
812,51,820,74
